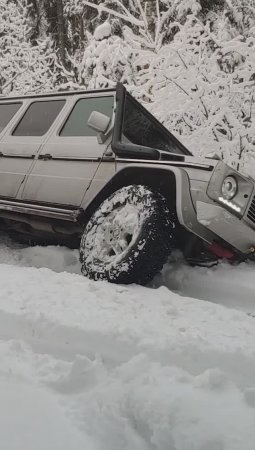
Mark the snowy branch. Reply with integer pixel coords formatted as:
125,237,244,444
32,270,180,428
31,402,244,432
83,1,143,27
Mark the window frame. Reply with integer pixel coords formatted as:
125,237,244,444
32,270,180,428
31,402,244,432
112,83,192,159
0,102,23,136
57,94,115,138
11,99,66,138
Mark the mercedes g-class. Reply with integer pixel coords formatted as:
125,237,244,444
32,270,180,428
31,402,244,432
0,83,254,284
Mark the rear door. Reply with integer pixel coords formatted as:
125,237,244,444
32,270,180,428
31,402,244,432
0,98,66,199
0,101,32,198
21,93,115,207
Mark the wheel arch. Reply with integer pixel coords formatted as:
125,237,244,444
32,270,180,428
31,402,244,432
80,163,216,246
81,164,183,224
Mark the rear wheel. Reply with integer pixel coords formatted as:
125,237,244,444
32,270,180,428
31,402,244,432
80,185,176,285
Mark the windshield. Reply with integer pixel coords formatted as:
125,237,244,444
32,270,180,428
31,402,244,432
122,94,189,155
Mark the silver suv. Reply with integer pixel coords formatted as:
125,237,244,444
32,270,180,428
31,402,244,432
0,83,254,284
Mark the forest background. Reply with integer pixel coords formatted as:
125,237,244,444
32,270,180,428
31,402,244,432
1,0,255,175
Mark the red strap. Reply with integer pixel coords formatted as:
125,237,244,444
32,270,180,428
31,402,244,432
208,242,235,259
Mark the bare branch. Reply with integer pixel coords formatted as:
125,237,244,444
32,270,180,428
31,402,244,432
154,0,161,48
163,75,191,97
83,1,143,27
176,50,188,69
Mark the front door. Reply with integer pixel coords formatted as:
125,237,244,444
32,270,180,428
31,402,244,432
21,94,115,207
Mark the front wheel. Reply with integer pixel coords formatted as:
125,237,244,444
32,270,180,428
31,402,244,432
80,185,176,285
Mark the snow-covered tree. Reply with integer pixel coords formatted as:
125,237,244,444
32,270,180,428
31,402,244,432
54,0,255,176
0,0,254,175
146,4,255,176
0,0,56,95
61,0,182,90
60,21,135,89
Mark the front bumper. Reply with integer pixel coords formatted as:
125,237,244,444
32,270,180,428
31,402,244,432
196,200,255,253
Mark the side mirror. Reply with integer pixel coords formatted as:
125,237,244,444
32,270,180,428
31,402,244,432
87,111,111,133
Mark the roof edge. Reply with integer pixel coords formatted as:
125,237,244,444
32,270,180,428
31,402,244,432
0,86,117,101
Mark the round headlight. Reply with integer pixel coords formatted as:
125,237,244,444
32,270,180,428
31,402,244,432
221,176,238,200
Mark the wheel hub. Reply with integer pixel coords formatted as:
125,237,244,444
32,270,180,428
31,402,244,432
93,204,140,264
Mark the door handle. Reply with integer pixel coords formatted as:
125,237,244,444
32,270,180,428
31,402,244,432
39,153,52,161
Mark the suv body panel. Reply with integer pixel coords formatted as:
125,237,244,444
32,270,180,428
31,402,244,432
0,92,115,206
0,83,253,258
19,93,115,206
111,162,217,242
196,200,255,252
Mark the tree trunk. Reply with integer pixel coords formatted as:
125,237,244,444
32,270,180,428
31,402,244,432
56,0,66,67
37,0,48,39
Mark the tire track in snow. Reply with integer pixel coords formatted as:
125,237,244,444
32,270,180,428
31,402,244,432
1,308,255,390
0,262,254,390
0,235,253,314
0,244,255,449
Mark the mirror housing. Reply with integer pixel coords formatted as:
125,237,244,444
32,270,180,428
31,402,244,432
206,152,222,160
87,111,111,133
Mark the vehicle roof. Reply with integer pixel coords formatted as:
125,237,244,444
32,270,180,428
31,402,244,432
0,87,116,101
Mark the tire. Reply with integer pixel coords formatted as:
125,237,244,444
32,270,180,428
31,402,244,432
80,185,176,285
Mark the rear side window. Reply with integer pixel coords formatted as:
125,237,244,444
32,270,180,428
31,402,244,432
13,100,65,136
60,96,114,136
0,103,22,133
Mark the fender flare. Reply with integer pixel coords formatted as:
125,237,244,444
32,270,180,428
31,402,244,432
81,164,214,243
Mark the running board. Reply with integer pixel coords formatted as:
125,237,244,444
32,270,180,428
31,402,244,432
0,200,81,222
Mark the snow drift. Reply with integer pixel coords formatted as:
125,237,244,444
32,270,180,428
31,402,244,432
0,239,255,449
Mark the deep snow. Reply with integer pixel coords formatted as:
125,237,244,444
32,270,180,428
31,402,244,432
0,238,255,449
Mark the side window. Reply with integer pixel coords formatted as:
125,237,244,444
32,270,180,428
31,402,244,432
60,96,114,137
12,100,65,136
0,103,22,133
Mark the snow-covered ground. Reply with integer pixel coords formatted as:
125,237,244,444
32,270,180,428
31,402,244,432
0,237,255,449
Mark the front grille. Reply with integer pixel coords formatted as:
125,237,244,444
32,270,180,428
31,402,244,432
247,196,255,224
